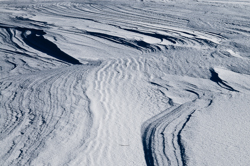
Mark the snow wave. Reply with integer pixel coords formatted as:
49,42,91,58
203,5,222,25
1,1,250,166
0,65,98,165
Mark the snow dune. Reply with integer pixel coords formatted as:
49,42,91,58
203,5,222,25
1,0,250,165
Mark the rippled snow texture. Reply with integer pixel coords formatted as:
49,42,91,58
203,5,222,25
1,1,250,166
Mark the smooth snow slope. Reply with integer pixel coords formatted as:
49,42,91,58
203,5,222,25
1,0,250,166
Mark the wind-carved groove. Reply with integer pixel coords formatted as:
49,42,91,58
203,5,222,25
85,31,161,52
84,28,220,54
142,126,156,166
142,99,211,166
123,28,179,44
0,64,98,165
122,28,219,48
149,81,169,90
14,16,55,28
209,68,239,92
0,1,249,166
177,110,195,166
17,27,82,65
0,24,82,65
185,89,199,98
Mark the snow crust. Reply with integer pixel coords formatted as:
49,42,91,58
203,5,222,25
1,0,250,165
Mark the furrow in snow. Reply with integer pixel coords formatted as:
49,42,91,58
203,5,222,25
0,65,95,166
1,1,250,166
142,98,211,166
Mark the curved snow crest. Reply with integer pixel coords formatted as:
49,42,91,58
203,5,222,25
1,0,250,166
0,1,225,55
142,96,212,166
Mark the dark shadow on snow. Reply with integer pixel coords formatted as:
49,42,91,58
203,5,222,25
209,68,238,92
142,127,155,166
17,28,81,65
85,31,161,52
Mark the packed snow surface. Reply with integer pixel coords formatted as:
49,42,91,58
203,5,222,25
1,0,250,166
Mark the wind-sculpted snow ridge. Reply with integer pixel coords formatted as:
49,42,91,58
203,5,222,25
0,25,71,78
18,27,82,65
142,99,211,166
0,65,100,165
141,69,250,166
1,0,250,166
2,1,225,55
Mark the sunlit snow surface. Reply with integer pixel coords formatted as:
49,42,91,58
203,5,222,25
1,0,250,165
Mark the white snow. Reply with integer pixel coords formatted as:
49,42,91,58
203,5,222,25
0,0,250,166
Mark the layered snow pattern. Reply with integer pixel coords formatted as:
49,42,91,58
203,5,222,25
1,0,250,166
